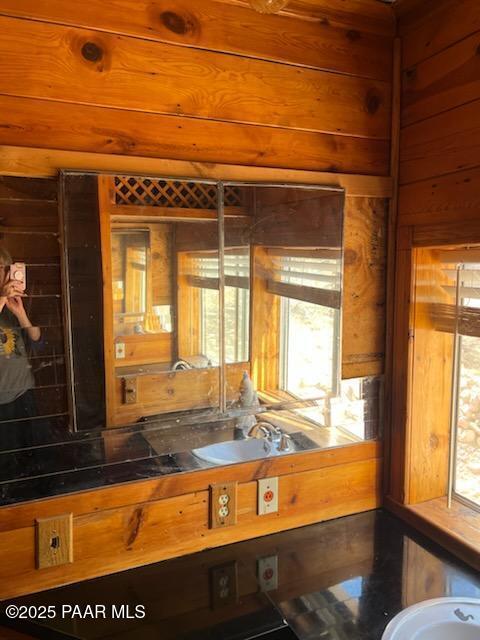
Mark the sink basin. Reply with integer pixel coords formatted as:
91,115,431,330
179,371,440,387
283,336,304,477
192,438,283,465
383,598,480,640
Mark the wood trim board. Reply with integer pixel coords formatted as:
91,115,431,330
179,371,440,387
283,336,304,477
0,146,393,198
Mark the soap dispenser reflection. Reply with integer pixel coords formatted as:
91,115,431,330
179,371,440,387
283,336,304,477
234,371,260,439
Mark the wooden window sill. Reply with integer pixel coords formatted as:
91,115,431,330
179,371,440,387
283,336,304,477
385,495,480,572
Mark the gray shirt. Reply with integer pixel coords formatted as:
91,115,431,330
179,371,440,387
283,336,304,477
0,308,35,405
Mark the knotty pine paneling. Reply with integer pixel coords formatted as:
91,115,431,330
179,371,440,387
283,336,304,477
399,0,480,70
400,98,480,185
0,17,390,138
0,96,389,176
399,166,480,227
0,0,393,80
0,455,381,600
401,30,480,129
398,0,480,230
343,197,387,378
0,1,392,177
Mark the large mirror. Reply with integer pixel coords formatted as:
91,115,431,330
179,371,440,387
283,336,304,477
0,172,381,505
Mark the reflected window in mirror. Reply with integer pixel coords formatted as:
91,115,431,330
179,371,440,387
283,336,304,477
112,226,173,337
280,297,339,400
113,230,148,334
276,248,341,401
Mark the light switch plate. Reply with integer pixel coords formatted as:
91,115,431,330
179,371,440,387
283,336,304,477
258,555,278,592
122,376,137,404
36,514,73,569
209,482,237,528
257,477,279,515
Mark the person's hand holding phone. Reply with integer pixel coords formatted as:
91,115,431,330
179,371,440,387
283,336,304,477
0,278,25,299
5,294,26,318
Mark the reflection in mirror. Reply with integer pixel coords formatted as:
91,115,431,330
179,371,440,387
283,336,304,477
0,210,68,454
112,229,153,336
99,176,221,427
224,186,344,443
0,174,382,507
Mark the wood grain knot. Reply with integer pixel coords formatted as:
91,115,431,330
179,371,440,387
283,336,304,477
344,248,358,266
346,29,361,42
160,11,189,34
365,90,381,115
405,67,417,80
126,507,145,548
81,42,103,62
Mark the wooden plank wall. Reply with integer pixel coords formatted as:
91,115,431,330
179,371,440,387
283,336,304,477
397,0,480,237
0,0,393,598
389,0,480,504
0,0,394,379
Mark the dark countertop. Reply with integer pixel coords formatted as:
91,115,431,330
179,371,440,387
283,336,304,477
0,419,322,506
2,509,480,639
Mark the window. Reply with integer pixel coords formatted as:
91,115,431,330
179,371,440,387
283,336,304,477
197,251,250,365
280,297,340,400
452,264,480,510
276,250,341,402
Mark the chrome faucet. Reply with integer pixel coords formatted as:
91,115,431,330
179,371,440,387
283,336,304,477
247,421,281,441
247,422,292,453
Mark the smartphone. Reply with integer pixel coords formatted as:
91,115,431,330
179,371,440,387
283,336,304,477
9,262,26,292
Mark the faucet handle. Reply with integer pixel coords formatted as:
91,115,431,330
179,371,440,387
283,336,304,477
247,423,270,439
277,433,292,452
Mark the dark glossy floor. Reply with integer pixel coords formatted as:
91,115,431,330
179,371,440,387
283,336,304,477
2,509,480,640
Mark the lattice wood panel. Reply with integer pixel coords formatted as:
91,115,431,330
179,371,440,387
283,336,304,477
114,177,243,209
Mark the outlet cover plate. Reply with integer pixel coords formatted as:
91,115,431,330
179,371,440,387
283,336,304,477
257,477,279,515
115,342,126,359
210,561,238,608
258,555,278,592
209,482,237,528
36,514,73,569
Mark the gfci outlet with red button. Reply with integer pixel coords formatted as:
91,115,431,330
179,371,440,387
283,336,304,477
257,477,278,515
257,555,278,591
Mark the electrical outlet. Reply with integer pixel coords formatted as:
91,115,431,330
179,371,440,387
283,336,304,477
36,514,73,569
257,555,278,592
115,342,126,359
257,477,279,515
210,562,238,608
209,482,237,528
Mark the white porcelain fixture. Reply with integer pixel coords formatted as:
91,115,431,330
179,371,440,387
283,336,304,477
192,438,289,465
383,598,480,640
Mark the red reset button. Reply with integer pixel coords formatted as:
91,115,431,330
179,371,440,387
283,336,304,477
263,490,274,503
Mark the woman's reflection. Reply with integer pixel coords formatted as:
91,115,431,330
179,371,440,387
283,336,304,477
0,246,41,448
